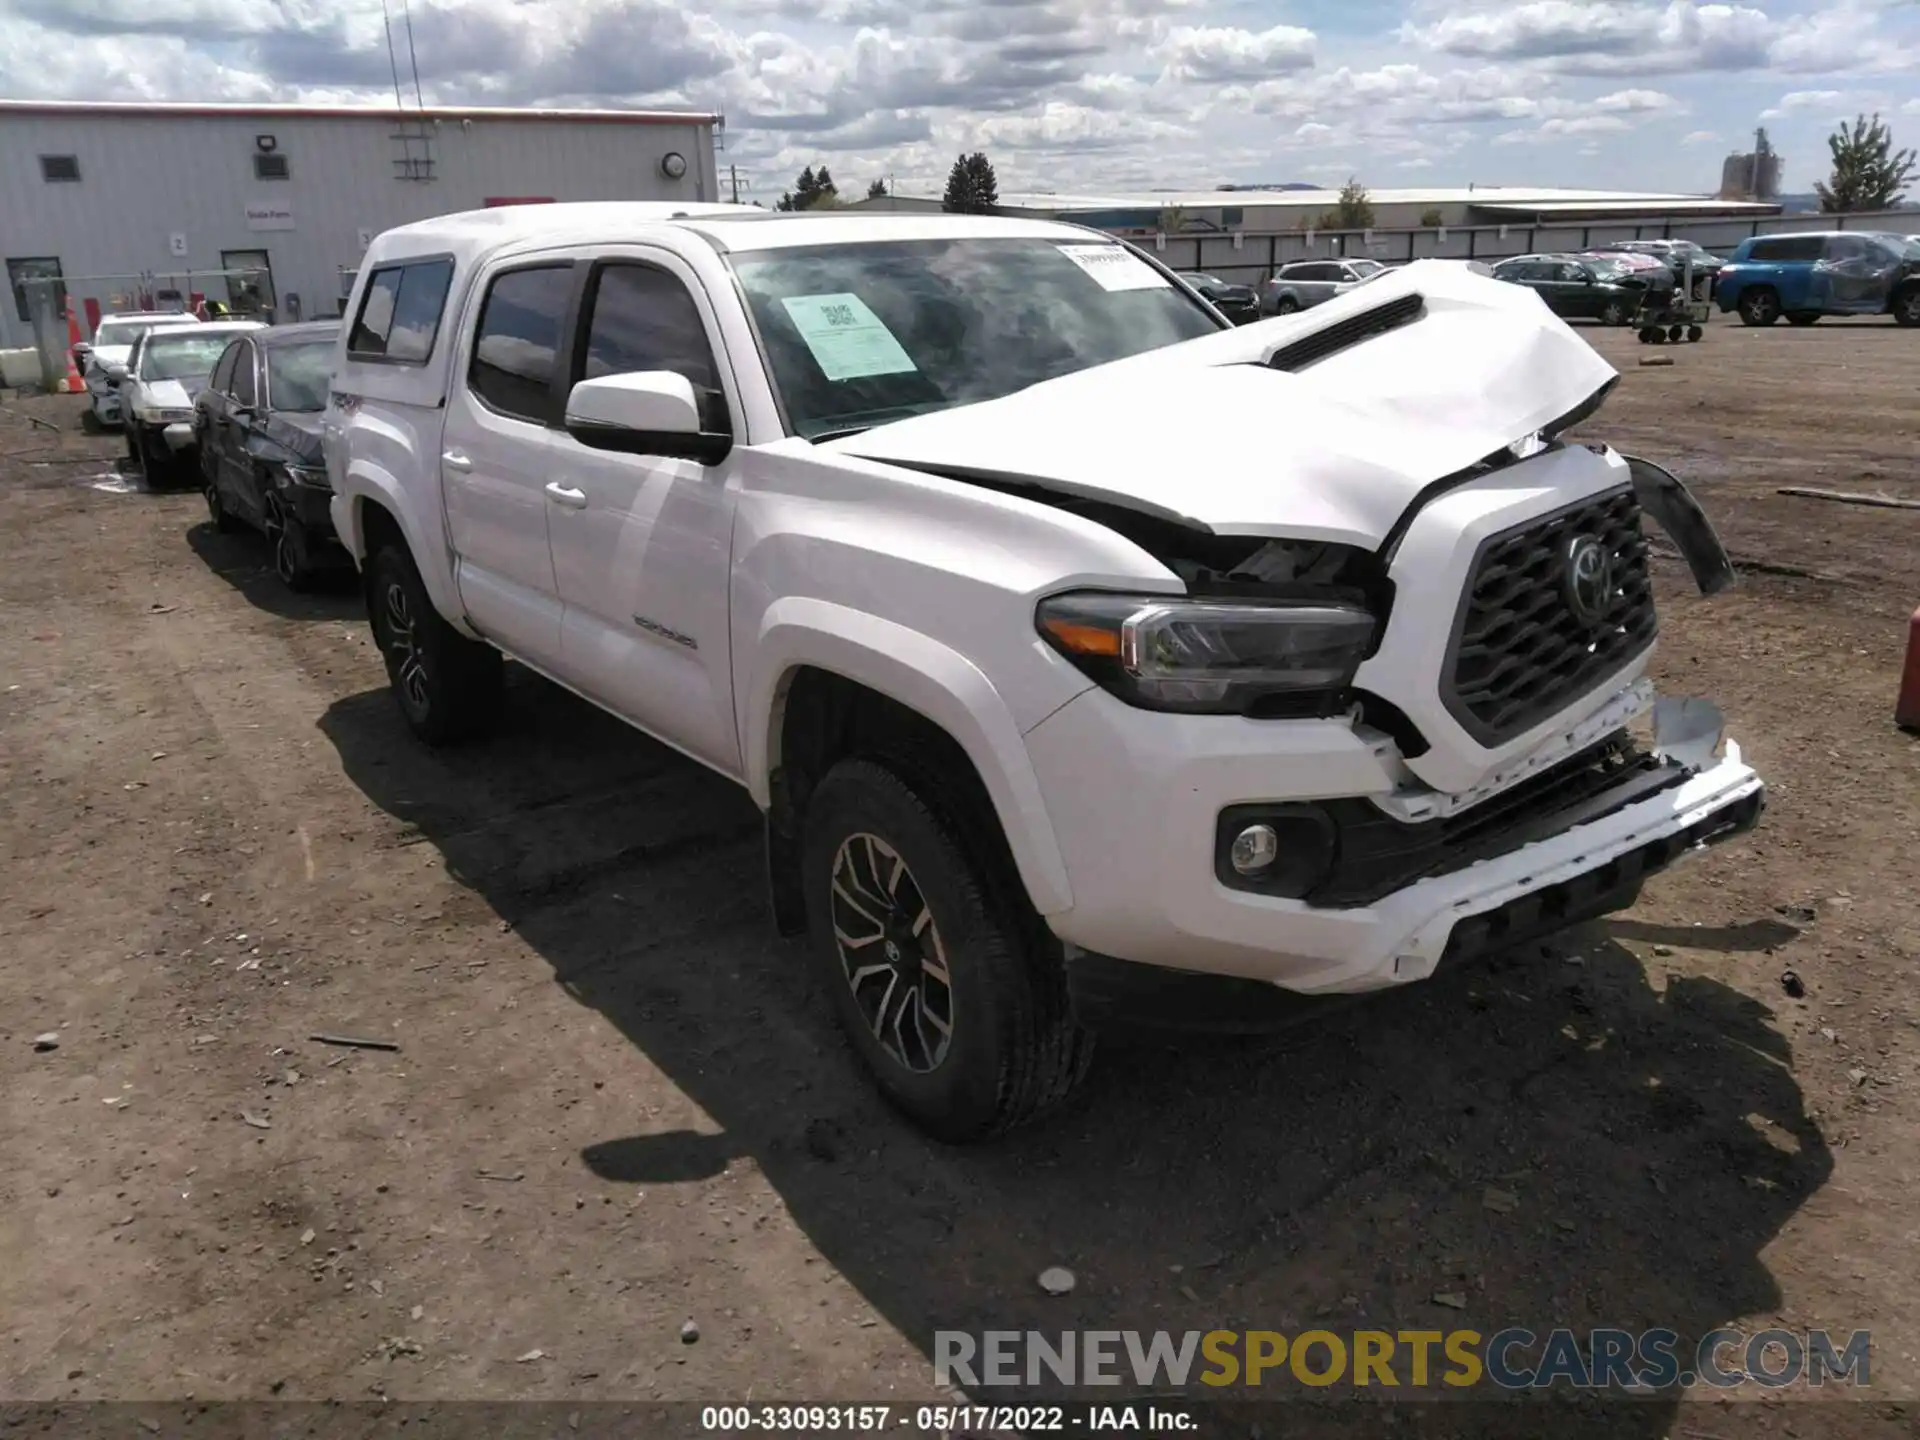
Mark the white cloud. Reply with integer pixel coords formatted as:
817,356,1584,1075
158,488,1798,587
1159,23,1315,83
1682,128,1723,143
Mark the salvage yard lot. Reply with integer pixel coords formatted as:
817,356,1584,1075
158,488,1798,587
2,322,1917,1435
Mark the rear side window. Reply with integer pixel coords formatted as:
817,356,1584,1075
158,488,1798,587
348,257,455,364
209,343,240,396
1746,235,1825,263
469,264,574,423
230,342,257,407
576,263,727,431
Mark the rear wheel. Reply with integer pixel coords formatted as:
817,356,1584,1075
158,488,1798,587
365,542,503,745
203,474,239,533
263,492,319,591
1598,299,1627,327
1737,288,1780,326
800,757,1093,1142
1273,295,1299,315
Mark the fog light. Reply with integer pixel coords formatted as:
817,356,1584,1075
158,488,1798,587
1230,824,1279,875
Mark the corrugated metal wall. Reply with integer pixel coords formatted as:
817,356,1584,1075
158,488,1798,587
0,111,719,347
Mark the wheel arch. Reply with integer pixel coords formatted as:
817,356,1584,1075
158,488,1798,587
748,600,1075,931
339,468,476,640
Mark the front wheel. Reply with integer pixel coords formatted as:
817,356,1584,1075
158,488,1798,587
204,475,239,533
1890,286,1920,327
1272,295,1299,315
1737,288,1780,326
365,542,503,745
800,758,1093,1142
263,492,320,591
1786,312,1820,327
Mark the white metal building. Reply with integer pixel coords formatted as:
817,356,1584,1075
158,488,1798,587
0,100,723,349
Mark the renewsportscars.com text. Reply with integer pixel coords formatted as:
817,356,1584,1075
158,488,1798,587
935,1328,1871,1392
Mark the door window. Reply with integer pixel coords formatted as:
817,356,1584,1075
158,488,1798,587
1557,263,1588,282
230,342,258,407
1824,235,1870,263
348,258,455,364
469,264,574,424
576,263,727,431
209,342,240,396
1747,235,1825,262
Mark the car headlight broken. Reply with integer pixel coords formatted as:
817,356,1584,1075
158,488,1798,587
1036,592,1377,715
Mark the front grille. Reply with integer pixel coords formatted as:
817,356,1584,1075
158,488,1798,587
1443,486,1657,744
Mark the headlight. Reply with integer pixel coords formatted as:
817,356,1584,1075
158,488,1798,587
285,463,331,490
1036,592,1376,715
134,406,194,424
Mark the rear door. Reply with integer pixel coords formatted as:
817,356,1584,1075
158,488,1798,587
440,258,577,661
197,341,240,498
1819,233,1897,312
544,250,744,776
219,340,267,525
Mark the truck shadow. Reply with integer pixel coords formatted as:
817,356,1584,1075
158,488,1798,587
318,671,1834,1434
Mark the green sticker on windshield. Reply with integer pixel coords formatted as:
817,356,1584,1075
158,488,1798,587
779,293,917,382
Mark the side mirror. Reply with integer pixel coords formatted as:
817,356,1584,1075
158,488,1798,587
564,371,731,465
105,362,129,386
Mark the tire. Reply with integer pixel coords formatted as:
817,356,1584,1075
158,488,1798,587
263,491,319,591
1273,295,1299,315
365,541,503,746
132,425,170,489
204,473,239,533
1687,326,1704,343
1598,300,1626,327
1667,324,1684,343
1786,312,1819,327
80,407,104,436
1890,286,1920,327
800,757,1093,1142
1636,327,1656,344
1737,288,1780,326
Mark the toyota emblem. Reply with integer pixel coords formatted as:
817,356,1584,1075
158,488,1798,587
1563,536,1614,625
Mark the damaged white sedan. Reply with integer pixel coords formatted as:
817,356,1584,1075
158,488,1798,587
326,208,1764,1141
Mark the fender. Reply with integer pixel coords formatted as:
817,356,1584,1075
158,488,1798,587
747,597,1075,916
1620,453,1738,596
335,460,482,642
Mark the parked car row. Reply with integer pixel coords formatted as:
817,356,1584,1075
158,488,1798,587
224,202,1762,1141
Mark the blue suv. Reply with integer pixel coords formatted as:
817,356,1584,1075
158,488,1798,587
1715,230,1920,327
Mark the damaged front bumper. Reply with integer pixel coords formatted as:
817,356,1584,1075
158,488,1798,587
1026,683,1765,1003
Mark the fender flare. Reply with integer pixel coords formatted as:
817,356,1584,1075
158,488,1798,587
337,464,478,640
747,597,1074,916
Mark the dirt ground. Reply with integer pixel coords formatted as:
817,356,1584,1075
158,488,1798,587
2,321,1917,1438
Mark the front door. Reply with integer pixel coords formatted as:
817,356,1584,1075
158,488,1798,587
544,254,742,777
441,260,576,661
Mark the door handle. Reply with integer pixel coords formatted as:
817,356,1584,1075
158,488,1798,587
544,482,588,510
442,450,473,473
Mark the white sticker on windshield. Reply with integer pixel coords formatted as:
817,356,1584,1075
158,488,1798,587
779,293,917,382
1055,243,1168,293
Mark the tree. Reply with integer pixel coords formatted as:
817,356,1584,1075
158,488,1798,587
867,177,888,199
942,152,999,214
1315,177,1376,232
1816,113,1915,213
1418,207,1445,228
775,164,842,211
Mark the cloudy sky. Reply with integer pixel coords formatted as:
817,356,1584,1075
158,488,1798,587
3,0,1918,198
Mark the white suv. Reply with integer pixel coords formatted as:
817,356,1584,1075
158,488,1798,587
326,202,1765,1140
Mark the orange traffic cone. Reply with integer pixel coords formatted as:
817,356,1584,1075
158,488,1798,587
60,300,88,393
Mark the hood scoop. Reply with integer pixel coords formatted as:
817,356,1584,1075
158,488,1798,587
1267,291,1424,373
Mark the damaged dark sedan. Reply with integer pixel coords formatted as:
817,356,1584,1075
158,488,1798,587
194,321,345,591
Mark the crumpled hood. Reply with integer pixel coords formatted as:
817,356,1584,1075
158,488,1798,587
87,345,134,373
832,259,1619,546
260,411,325,466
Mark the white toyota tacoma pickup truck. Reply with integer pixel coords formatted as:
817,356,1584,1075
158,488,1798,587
326,202,1766,1140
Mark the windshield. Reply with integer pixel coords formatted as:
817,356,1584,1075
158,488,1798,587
139,333,241,381
1183,273,1224,287
265,341,335,412
1349,259,1385,275
727,238,1222,441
